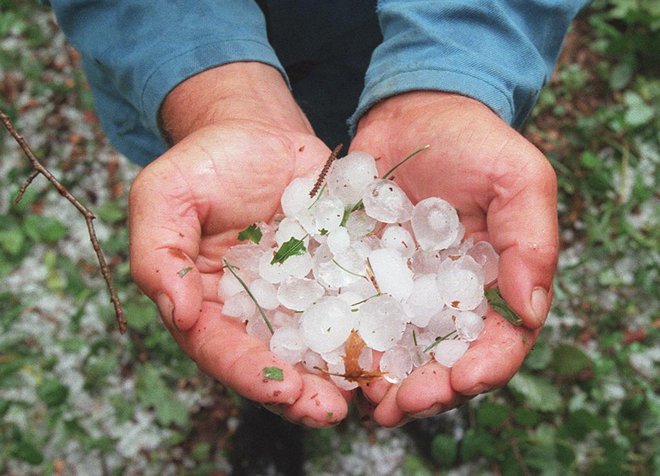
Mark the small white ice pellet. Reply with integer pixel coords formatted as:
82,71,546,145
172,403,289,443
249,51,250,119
269,326,307,364
358,294,407,352
454,310,485,342
217,271,243,301
432,339,469,367
380,224,416,258
301,297,356,353
249,278,280,310
380,345,414,384
222,292,256,322
326,151,379,205
326,226,351,255
277,276,325,311
403,274,444,327
436,255,485,311
281,176,316,217
411,197,460,251
368,248,414,301
362,179,414,223
467,241,500,285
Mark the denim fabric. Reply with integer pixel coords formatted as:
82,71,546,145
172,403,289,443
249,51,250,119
48,0,589,165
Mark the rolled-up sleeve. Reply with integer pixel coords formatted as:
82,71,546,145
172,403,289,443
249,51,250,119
49,1,282,165
350,0,591,132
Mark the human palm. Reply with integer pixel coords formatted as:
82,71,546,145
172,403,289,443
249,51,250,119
350,92,559,426
129,121,350,427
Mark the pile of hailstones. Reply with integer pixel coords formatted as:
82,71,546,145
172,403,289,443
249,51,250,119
219,151,499,390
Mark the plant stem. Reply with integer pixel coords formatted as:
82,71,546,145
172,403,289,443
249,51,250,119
223,259,274,334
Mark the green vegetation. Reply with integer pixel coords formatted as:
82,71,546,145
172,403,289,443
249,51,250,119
1,0,657,474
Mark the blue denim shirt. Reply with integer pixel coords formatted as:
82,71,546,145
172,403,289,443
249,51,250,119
48,0,590,165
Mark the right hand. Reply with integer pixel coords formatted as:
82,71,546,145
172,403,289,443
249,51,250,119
128,63,350,427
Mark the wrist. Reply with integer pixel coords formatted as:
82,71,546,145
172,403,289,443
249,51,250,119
160,62,312,143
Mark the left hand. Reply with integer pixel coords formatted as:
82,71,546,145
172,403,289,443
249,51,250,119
349,91,559,426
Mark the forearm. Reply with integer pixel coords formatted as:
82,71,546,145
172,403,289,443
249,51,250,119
160,62,314,144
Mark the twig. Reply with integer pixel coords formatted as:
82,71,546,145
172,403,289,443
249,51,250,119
1,110,126,334
309,143,342,198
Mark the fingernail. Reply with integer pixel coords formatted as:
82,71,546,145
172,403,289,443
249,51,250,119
531,287,548,328
155,293,177,329
410,403,443,419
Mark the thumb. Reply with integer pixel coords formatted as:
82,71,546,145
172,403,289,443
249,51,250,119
129,155,204,331
488,148,559,329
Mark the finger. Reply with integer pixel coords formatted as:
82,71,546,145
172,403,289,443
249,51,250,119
280,374,350,428
450,310,539,395
174,302,303,405
129,156,205,331
488,149,559,329
396,362,461,417
360,377,392,406
372,385,409,428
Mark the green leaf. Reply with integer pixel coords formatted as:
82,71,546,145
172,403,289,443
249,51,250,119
37,378,69,407
136,364,189,427
237,223,262,244
623,91,654,127
430,434,458,466
96,200,126,223
485,288,523,326
609,62,633,90
22,214,68,242
508,372,562,412
476,401,510,428
0,226,25,255
550,343,592,377
13,439,44,465
270,236,306,265
262,366,284,381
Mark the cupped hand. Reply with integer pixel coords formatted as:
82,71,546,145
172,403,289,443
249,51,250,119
350,91,559,426
128,64,350,427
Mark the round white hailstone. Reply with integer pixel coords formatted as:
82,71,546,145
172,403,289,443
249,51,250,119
320,347,344,366
223,243,262,280
281,176,316,217
312,243,361,290
412,345,433,368
345,209,377,237
271,309,298,328
336,291,364,308
362,179,414,223
432,339,469,367
277,276,325,311
312,197,345,234
326,226,351,255
248,278,280,310
368,248,414,301
410,249,444,274
327,151,379,205
418,308,458,347
411,197,460,251
381,225,416,258
454,311,485,342
269,326,307,364
448,222,466,248
473,297,489,317
467,241,500,285
222,292,256,322
301,297,356,353
245,315,272,344
301,350,325,374
341,277,378,300
358,294,407,352
380,345,413,384
327,360,358,391
436,255,485,310
258,250,312,284
358,345,374,372
403,274,444,327
218,271,243,301
274,217,308,246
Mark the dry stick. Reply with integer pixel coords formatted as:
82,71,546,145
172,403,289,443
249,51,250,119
0,110,127,334
309,143,342,198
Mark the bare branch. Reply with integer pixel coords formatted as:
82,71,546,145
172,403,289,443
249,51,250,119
1,109,127,334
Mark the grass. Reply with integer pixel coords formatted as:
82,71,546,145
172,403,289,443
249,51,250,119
0,1,658,475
